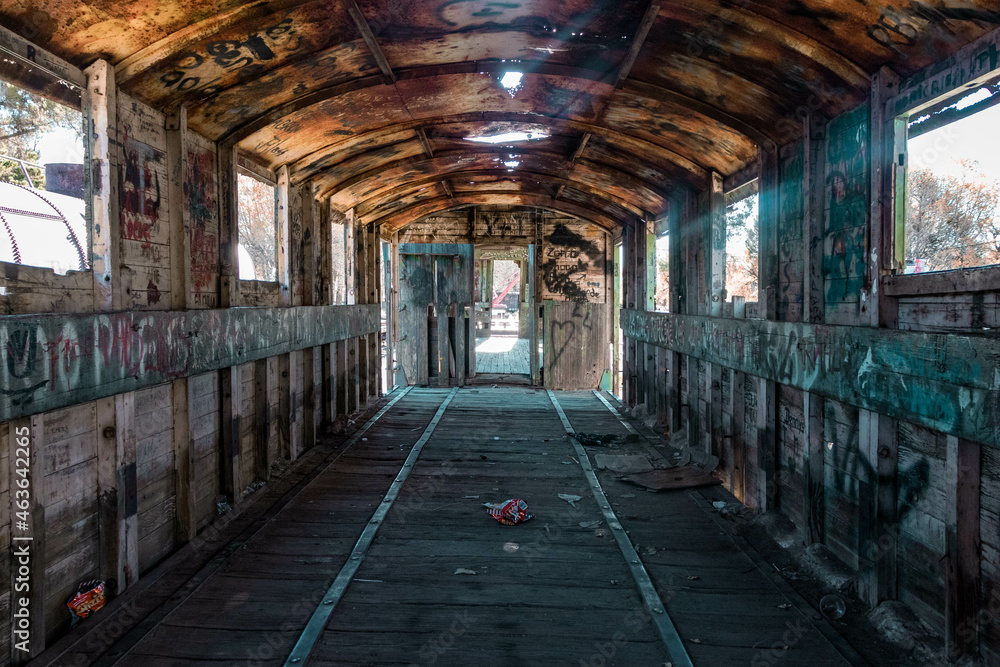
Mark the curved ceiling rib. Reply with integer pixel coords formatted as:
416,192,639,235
284,112,712,186
318,151,669,210
340,168,651,219
370,194,629,232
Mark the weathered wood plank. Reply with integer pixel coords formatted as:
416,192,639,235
0,303,379,422
621,309,1000,448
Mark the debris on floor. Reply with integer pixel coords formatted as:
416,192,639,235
821,594,847,620
594,453,656,474
620,466,722,491
574,432,618,447
711,500,749,517
484,498,534,525
558,493,583,507
454,568,477,575
215,495,232,515
67,580,107,623
579,520,602,529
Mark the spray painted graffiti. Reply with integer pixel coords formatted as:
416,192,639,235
621,308,1000,448
186,148,219,307
120,128,163,249
0,304,379,421
541,223,605,303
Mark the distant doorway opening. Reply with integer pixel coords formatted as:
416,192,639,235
474,254,530,378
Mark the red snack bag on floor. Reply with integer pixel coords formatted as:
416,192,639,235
67,580,106,620
484,498,534,525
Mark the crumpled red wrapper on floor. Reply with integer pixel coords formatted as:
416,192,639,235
67,580,106,619
484,498,534,525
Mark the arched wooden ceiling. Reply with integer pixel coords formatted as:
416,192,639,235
5,0,999,229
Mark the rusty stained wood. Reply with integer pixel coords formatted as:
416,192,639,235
286,112,709,187
620,308,1000,449
323,151,666,217
0,304,379,424
374,193,627,236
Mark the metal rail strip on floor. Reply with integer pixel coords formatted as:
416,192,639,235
284,387,459,666
84,387,415,666
592,389,640,435
546,390,694,667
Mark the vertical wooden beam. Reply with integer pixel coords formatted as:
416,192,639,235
10,416,45,663
219,367,242,504
217,143,240,308
348,338,359,414
166,107,197,545
667,197,683,432
368,223,380,397
278,353,292,460
708,172,726,316
757,146,780,513
731,301,747,502
84,60,121,312
290,350,303,457
945,436,981,660
253,358,269,481
622,223,636,405
336,339,348,417
276,166,292,307
97,395,138,590
803,112,827,543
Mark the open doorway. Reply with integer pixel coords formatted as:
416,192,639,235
474,250,530,378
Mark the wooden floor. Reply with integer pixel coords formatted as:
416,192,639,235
474,337,530,375
59,388,860,666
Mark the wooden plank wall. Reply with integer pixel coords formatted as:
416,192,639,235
0,61,383,665
621,31,1000,661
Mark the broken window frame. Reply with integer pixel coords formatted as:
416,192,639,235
890,68,1000,293
652,214,670,313
0,40,90,281
723,178,759,304
235,163,280,284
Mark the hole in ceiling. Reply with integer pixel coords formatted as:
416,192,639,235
466,131,548,144
499,71,523,97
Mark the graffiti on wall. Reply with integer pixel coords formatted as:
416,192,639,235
0,304,380,421
120,128,163,249
825,106,869,306
620,308,1000,448
186,148,219,307
541,223,605,303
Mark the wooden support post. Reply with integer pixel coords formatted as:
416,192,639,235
348,338,359,414
757,146,780,513
803,112,827,543
217,143,239,308
289,350,301,457
336,339,348,417
945,436,981,660
166,106,197,545
302,347,316,455
96,395,138,592
371,224,381,396
667,198,683,432
323,343,335,423
84,60,121,312
277,166,292,307
9,416,44,663
278,353,291,461
622,223,636,405
253,358,269,481
220,367,242,504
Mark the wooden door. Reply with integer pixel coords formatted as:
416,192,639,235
396,244,474,386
